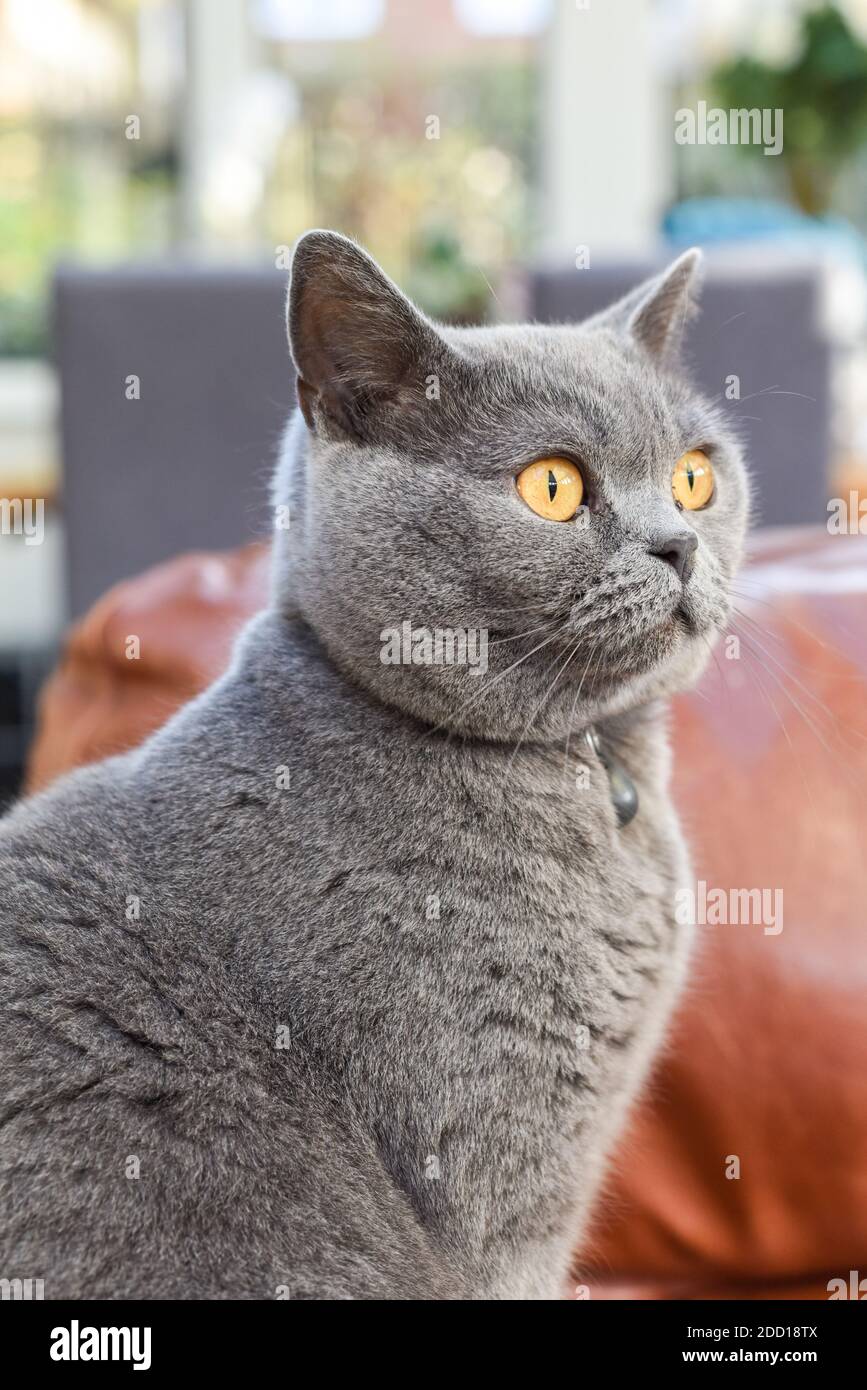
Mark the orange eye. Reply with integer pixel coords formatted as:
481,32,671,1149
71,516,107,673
672,450,714,510
516,458,584,522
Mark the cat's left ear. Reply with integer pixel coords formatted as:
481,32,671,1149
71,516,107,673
591,248,703,365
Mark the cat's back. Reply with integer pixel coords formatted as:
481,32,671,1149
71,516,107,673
0,718,459,1299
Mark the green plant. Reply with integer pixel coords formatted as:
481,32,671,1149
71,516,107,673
712,3,867,214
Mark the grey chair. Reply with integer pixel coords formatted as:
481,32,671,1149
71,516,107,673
54,264,294,618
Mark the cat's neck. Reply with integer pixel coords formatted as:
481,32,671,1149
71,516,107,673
240,605,666,743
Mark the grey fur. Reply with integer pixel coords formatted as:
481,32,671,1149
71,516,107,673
0,233,748,1300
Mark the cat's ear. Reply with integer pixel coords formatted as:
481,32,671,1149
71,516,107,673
591,248,703,364
288,230,444,440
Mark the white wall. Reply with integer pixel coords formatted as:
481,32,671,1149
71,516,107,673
540,0,671,261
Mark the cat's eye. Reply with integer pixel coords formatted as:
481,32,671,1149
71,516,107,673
672,450,714,511
516,458,584,522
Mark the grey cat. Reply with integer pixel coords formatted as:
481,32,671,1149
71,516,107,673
0,233,748,1300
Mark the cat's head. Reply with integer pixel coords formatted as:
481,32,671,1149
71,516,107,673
272,231,749,740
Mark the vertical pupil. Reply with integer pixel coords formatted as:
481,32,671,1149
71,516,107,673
686,464,695,490
547,470,558,502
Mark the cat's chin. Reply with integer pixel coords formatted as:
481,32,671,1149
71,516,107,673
621,625,719,707
644,584,728,655
584,604,726,720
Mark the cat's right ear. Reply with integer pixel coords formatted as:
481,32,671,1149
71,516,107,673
288,230,445,441
587,248,704,366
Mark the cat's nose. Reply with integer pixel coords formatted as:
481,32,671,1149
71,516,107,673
649,532,698,584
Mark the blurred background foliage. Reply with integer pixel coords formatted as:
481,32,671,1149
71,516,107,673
0,0,540,353
4,0,867,356
266,56,537,321
712,3,867,215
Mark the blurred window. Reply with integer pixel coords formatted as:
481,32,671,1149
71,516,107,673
0,0,183,359
455,0,550,37
252,0,385,42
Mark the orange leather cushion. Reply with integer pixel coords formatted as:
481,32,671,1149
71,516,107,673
25,529,867,1298
26,545,271,794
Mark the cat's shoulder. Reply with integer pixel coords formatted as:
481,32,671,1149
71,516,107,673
0,753,136,906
